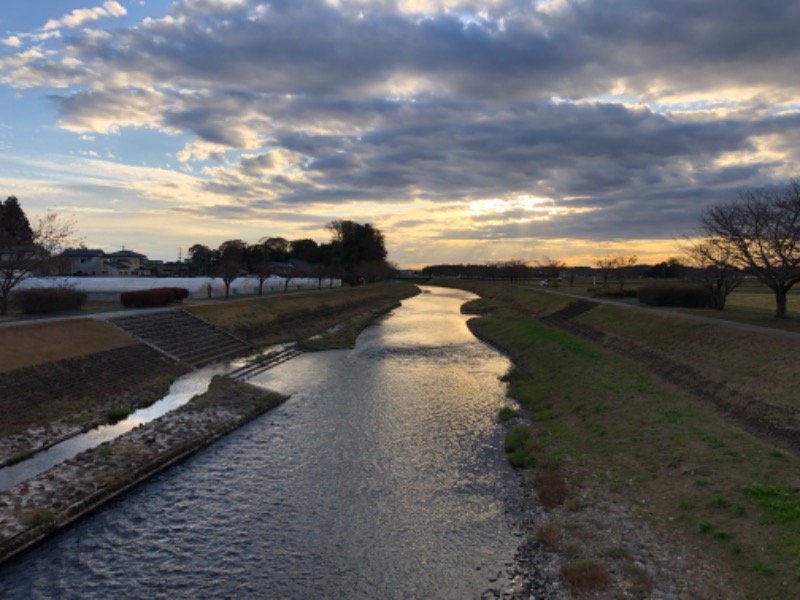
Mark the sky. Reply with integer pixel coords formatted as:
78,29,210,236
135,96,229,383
1,1,799,268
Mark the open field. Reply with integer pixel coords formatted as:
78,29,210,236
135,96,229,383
438,279,800,599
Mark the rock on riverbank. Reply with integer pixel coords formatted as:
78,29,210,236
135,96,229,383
0,377,285,565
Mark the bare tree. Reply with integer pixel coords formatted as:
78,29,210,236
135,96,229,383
594,256,615,287
682,237,744,310
495,259,530,283
0,203,78,315
698,179,800,317
535,256,566,280
215,239,246,300
595,255,637,290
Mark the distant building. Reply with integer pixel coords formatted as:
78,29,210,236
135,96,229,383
60,248,152,277
106,250,149,276
160,260,190,277
61,248,110,276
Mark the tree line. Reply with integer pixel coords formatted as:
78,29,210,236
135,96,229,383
0,195,392,311
186,220,393,298
422,177,800,319
5,177,800,317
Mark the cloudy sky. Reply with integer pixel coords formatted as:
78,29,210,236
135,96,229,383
1,0,799,267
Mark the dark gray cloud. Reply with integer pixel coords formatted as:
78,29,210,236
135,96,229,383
4,0,800,255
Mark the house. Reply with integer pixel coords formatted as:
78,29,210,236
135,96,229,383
60,248,152,276
60,248,110,276
105,250,150,277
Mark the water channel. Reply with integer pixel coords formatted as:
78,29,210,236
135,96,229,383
0,366,230,492
0,286,525,599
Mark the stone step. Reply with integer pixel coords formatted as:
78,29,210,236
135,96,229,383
108,309,253,369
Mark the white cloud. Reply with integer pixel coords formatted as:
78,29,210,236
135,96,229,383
43,1,127,31
2,36,22,48
103,1,128,18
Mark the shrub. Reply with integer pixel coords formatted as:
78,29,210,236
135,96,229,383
120,287,189,308
13,287,87,314
535,519,562,546
588,287,638,299
637,282,712,308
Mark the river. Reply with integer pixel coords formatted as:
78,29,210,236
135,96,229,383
0,286,525,599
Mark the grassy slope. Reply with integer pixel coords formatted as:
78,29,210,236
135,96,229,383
0,281,419,374
577,303,800,406
0,320,135,373
440,279,800,599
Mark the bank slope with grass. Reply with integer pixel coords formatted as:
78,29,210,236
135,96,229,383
441,280,799,600
187,280,419,347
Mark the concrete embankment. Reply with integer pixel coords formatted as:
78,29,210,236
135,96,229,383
0,377,285,566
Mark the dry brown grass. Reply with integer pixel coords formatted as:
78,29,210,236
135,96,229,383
188,281,418,346
0,319,135,373
559,560,612,594
535,518,562,547
535,470,569,509
577,304,800,407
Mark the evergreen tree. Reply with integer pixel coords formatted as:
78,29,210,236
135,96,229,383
0,196,34,246
0,197,77,315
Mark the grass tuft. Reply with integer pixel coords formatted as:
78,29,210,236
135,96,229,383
559,560,611,593
105,406,134,424
535,519,562,547
24,508,57,530
503,424,536,468
535,470,568,509
497,406,519,422
7,449,33,465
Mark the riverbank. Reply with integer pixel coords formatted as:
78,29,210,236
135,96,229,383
0,377,285,565
0,281,419,567
0,281,419,466
438,279,800,599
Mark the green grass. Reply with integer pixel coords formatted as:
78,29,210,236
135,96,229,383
497,406,519,422
105,406,133,423
503,424,537,468
743,483,800,530
24,508,56,530
6,449,33,465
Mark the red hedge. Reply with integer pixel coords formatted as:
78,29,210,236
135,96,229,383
120,287,189,308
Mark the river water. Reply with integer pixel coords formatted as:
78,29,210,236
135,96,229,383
0,286,524,599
